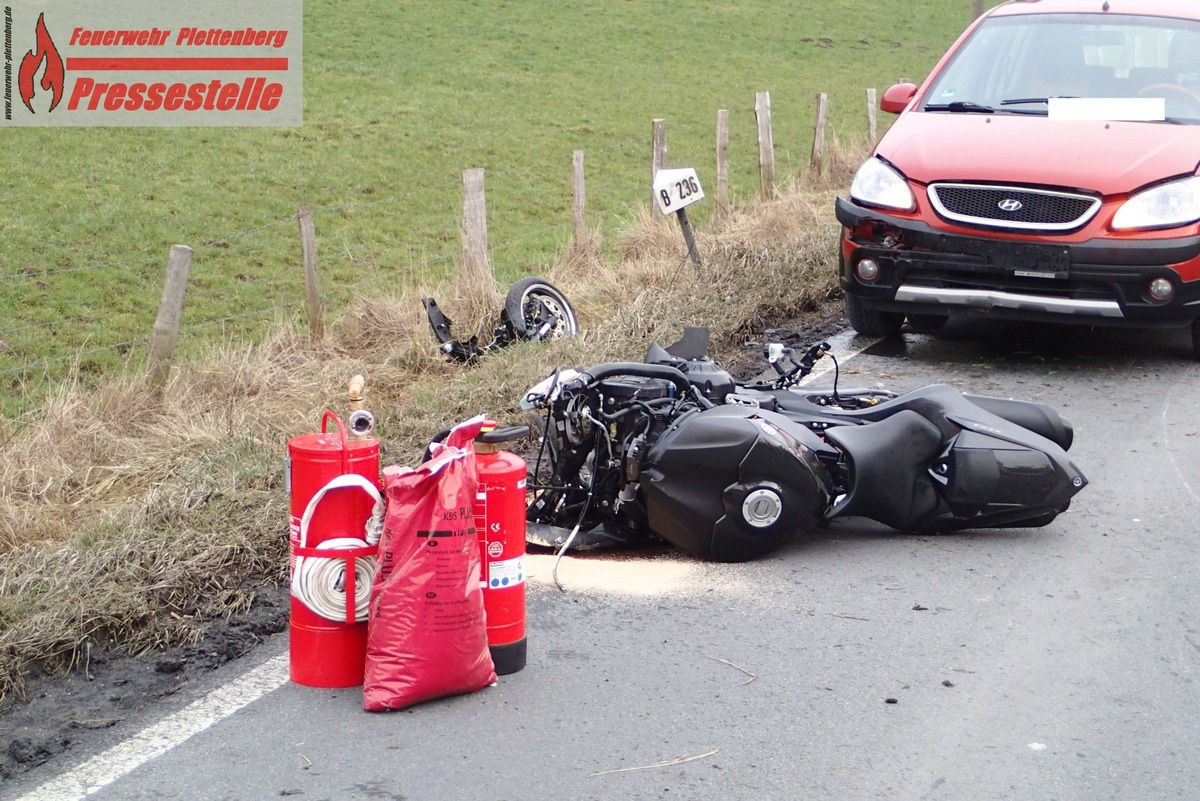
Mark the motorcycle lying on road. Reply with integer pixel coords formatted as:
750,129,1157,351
521,328,1087,562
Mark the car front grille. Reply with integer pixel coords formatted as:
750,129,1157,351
927,183,1100,231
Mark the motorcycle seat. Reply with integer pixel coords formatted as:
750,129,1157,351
822,409,943,530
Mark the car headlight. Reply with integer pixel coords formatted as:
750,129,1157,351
850,157,916,212
1112,176,1200,230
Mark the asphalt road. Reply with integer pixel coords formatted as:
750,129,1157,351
9,318,1200,801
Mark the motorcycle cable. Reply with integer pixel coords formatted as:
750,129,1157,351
828,350,843,406
598,396,681,425
525,375,592,531
551,409,611,591
528,367,562,490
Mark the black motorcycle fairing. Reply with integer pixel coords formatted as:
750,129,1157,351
764,384,1075,453
960,394,1074,451
935,420,1087,525
821,409,944,529
526,519,650,552
642,405,834,561
822,403,1087,532
943,434,1060,511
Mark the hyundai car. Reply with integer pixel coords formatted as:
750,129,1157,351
839,0,1200,355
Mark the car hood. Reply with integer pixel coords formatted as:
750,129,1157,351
876,112,1200,195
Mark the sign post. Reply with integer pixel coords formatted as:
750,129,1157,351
653,167,705,269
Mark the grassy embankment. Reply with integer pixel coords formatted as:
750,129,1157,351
0,0,968,699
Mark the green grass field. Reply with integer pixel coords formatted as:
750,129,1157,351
0,0,969,412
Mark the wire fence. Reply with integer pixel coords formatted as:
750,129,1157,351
0,91,877,412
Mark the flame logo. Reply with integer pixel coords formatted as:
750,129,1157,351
18,13,65,114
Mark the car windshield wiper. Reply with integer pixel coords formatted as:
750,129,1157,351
923,101,995,113
1000,97,1058,106
1000,96,1082,112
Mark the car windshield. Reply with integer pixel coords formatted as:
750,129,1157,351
922,13,1200,123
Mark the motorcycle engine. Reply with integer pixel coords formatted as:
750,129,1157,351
530,374,684,546
593,376,677,508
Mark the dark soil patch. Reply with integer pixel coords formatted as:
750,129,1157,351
0,300,849,782
0,583,290,781
721,299,850,379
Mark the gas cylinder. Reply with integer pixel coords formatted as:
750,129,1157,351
473,424,530,675
287,408,382,688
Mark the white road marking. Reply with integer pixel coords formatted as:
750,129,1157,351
15,654,289,801
1160,380,1200,515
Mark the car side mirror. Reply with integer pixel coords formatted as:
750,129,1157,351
880,82,918,114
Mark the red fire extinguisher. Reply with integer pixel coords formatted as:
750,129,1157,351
287,406,383,688
473,423,530,675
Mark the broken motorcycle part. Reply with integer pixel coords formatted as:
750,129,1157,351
423,278,578,363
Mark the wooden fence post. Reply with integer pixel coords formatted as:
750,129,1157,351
652,118,667,213
461,168,493,287
810,92,829,178
147,244,192,394
571,150,587,246
866,88,878,143
715,108,730,219
297,205,324,338
754,91,775,199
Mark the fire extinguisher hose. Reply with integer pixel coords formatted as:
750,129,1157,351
293,474,385,622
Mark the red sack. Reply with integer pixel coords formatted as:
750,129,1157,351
363,415,497,712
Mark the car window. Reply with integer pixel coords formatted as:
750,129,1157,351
923,13,1200,122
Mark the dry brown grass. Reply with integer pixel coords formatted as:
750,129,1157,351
0,181,848,701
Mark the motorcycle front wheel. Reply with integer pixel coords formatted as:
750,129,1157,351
504,277,579,341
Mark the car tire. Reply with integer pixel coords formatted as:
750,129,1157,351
907,313,949,333
1192,317,1200,360
845,294,905,336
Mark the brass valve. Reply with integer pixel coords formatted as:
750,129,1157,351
346,375,375,438
347,374,366,410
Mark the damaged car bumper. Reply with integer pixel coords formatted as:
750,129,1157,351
837,196,1200,328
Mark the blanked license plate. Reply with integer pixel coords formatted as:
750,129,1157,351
989,243,1070,279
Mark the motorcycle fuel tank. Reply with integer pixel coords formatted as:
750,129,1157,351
642,406,833,562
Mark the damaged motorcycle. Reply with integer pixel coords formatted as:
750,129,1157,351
423,277,577,363
521,328,1087,562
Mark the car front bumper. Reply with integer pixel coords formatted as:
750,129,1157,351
836,196,1200,327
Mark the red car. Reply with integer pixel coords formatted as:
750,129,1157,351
839,0,1200,355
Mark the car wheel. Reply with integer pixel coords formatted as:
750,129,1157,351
907,313,949,333
845,294,904,336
